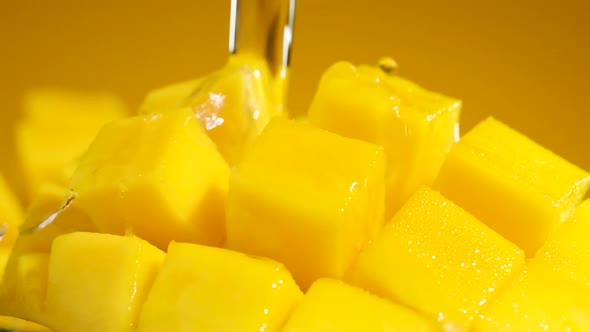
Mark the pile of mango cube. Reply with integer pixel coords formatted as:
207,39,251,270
1,58,589,332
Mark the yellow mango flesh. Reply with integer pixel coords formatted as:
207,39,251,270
0,253,50,326
138,242,302,332
0,316,51,331
435,117,590,256
17,184,96,251
226,118,385,289
349,186,525,330
70,108,230,250
139,78,203,112
1,185,94,327
3,184,96,281
16,89,127,200
140,55,282,165
20,89,127,127
0,174,23,227
6,59,590,330
533,198,590,289
0,174,23,280
472,263,590,331
45,232,165,332
308,62,461,218
282,278,437,332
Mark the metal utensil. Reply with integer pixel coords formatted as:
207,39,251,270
229,0,296,84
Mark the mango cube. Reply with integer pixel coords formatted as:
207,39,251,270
21,184,97,236
45,232,165,332
2,184,96,304
308,62,461,217
349,186,525,329
0,174,23,279
533,198,590,289
20,89,127,126
140,55,282,165
16,89,127,199
70,108,230,250
435,117,590,256
0,253,49,326
226,118,385,289
140,78,203,112
0,316,51,332
14,184,96,254
0,174,23,227
282,278,437,332
472,263,590,331
137,242,302,332
1,185,92,327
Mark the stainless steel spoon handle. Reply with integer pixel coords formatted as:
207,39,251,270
229,0,296,79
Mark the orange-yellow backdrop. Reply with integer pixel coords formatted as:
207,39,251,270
1,0,589,201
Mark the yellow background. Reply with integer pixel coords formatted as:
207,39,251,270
1,0,589,201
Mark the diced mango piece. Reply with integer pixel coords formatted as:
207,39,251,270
472,263,590,331
1,185,94,326
20,89,127,127
0,174,23,227
4,184,96,281
0,174,23,280
16,124,80,197
0,316,51,331
282,278,437,332
140,78,203,112
349,186,525,330
69,108,230,250
140,55,283,165
226,118,385,289
0,253,50,326
435,117,590,256
16,89,127,200
138,242,302,332
308,62,461,218
15,184,96,254
533,198,590,289
45,232,165,332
